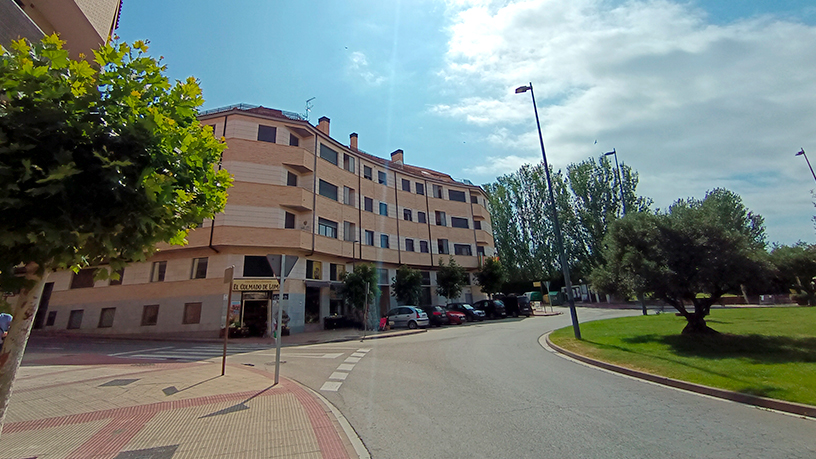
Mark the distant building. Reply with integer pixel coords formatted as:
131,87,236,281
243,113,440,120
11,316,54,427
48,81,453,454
1,0,122,58
34,104,496,338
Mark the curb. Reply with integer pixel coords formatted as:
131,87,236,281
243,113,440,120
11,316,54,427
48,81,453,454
543,332,816,419
360,329,426,341
298,382,371,459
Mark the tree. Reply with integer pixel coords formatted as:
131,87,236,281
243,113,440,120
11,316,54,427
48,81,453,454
340,263,380,328
474,257,506,297
391,265,422,305
769,243,816,305
0,36,232,432
436,257,467,301
591,189,771,334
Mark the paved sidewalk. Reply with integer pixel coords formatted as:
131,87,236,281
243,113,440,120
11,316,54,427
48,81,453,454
0,358,365,459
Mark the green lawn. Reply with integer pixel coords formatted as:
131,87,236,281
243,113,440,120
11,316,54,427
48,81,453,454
549,307,816,406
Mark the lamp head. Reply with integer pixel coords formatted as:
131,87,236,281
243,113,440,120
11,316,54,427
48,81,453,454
604,148,616,156
797,148,805,156
515,85,531,94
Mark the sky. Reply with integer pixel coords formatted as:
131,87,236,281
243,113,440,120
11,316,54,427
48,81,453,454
116,0,816,245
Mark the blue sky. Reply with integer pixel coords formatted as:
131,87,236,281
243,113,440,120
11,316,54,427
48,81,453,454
117,0,816,245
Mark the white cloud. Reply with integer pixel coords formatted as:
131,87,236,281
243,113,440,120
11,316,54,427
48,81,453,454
348,51,386,86
435,0,816,243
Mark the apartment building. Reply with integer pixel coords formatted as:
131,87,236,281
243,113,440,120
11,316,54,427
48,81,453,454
33,104,496,338
1,0,121,58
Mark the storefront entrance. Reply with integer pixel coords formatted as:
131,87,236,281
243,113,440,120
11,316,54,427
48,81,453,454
243,299,269,337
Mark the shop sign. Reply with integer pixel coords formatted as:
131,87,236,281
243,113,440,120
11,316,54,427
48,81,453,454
232,279,280,291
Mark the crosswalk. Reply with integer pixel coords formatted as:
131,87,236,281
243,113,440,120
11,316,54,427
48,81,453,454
109,343,276,362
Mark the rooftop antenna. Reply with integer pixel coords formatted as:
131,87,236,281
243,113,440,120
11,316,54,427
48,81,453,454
304,97,315,121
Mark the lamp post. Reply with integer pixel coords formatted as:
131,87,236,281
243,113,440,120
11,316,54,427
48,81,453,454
604,148,627,216
515,83,581,339
796,149,816,183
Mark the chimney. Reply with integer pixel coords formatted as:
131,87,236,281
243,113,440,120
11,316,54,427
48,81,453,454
350,132,358,151
317,116,330,135
391,149,404,165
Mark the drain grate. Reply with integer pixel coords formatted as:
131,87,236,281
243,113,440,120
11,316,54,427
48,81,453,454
99,378,139,387
114,445,179,459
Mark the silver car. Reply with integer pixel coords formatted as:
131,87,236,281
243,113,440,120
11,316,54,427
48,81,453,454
386,306,429,329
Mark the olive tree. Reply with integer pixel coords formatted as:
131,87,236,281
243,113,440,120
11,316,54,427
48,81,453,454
436,257,467,302
0,36,232,432
340,263,380,328
392,265,422,306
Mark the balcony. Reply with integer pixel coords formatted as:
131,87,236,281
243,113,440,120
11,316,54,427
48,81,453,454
472,205,489,221
475,229,493,246
280,146,314,173
278,186,313,212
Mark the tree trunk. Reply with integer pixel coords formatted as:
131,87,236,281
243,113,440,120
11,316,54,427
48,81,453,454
0,263,47,437
681,310,719,335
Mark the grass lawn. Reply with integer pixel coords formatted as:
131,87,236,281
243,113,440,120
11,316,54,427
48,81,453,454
549,307,816,406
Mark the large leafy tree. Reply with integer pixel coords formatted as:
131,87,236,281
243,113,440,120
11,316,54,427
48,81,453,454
591,189,771,334
474,257,506,297
0,36,232,431
340,263,380,328
391,265,422,306
769,243,816,305
436,257,467,301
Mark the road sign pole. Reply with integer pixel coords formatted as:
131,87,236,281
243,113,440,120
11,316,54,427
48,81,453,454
222,265,235,376
275,255,286,385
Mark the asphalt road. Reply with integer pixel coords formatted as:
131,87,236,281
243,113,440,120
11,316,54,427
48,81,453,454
21,309,816,458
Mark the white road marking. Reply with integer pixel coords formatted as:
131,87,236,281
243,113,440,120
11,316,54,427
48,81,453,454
329,372,349,381
350,353,366,358
344,357,361,363
109,346,175,356
357,348,371,353
320,381,342,391
337,364,355,371
258,352,343,359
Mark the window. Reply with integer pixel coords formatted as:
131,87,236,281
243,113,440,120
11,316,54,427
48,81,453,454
285,212,296,229
330,263,346,281
289,133,299,146
449,190,467,202
344,221,356,241
474,220,482,230
416,183,425,195
287,171,298,187
46,311,57,327
418,212,427,223
191,257,208,279
109,268,124,286
243,255,275,277
306,260,322,280
258,125,277,143
344,186,356,206
406,239,415,252
451,217,469,229
378,171,387,185
470,194,479,205
67,310,83,329
98,308,115,328
320,144,338,165
438,239,450,255
318,218,338,238
364,165,373,180
433,184,443,198
402,179,411,191
365,230,375,246
70,268,96,289
344,154,355,172
378,268,389,285
420,241,429,253
379,202,388,216
381,234,390,248
454,244,473,256
421,271,431,285
403,209,412,221
183,303,202,325
151,261,167,282
435,211,447,226
364,197,374,212
141,305,159,326
318,180,338,201
477,246,486,256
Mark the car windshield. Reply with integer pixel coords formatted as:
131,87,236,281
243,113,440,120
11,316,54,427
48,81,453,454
461,304,474,310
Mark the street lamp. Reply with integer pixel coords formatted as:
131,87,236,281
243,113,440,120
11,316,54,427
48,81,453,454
796,149,816,183
604,148,627,216
515,83,581,339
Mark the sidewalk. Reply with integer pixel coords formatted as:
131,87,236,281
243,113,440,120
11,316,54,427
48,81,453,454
0,358,366,459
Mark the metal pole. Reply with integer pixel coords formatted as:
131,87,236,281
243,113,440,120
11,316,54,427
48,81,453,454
274,255,286,385
798,149,816,183
611,149,627,216
362,281,370,339
525,82,581,339
222,265,235,376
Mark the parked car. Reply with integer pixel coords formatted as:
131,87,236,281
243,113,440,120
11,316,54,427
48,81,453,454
473,299,507,319
386,306,429,329
446,303,485,322
498,294,533,317
445,309,466,325
419,305,450,327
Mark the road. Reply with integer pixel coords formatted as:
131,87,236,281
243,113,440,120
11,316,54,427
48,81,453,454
22,308,816,458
